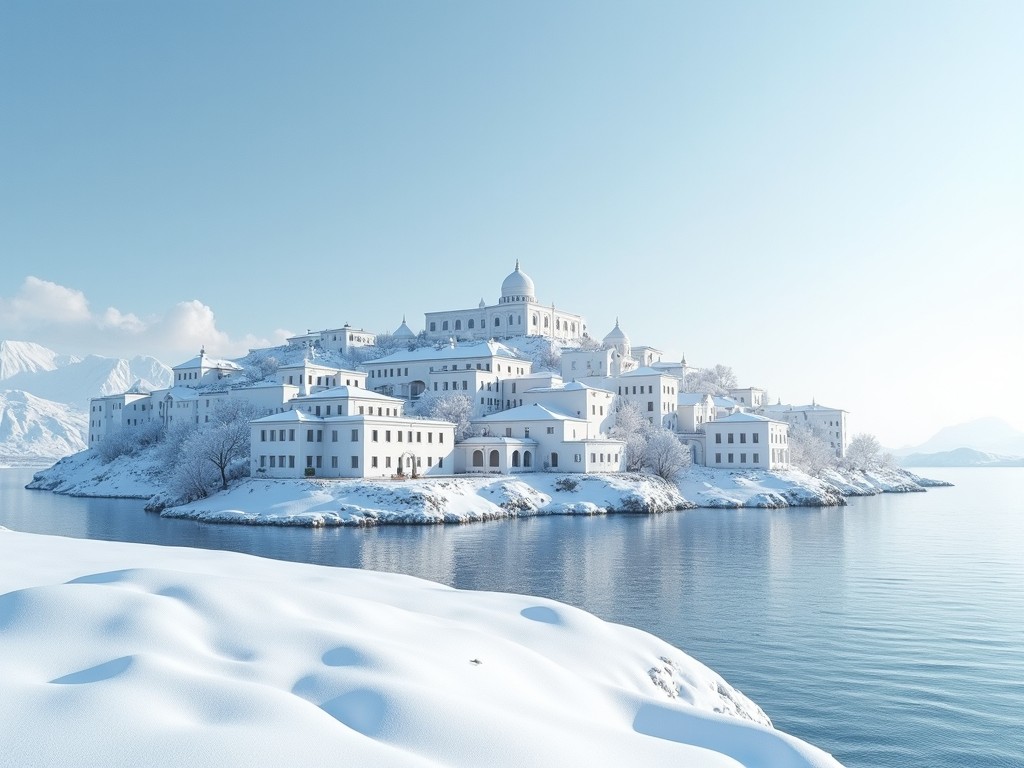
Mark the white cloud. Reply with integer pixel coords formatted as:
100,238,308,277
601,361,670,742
0,276,291,364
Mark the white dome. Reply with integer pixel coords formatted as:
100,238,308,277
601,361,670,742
500,260,535,301
393,318,416,339
603,319,630,346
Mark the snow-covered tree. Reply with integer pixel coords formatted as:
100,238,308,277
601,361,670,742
843,433,891,471
95,421,162,463
788,425,834,476
643,427,690,481
412,391,475,440
611,400,653,472
683,364,737,395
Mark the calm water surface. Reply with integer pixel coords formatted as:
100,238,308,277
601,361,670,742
1,467,1022,768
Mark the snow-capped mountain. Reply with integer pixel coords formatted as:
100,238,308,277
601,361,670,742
0,340,173,462
3,354,171,408
0,390,88,464
0,340,79,380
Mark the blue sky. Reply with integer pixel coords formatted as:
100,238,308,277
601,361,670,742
1,1,1021,447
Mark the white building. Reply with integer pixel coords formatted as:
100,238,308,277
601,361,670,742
456,403,624,474
728,387,767,410
763,401,849,458
171,348,243,387
363,339,533,410
275,361,366,396
286,324,377,356
606,367,680,428
424,262,586,344
704,412,789,470
251,386,455,479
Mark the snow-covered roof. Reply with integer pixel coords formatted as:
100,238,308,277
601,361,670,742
602,320,629,345
474,403,586,423
172,353,243,372
294,386,401,402
500,260,535,299
161,387,199,400
459,436,538,446
764,402,846,413
712,396,740,408
619,366,673,378
251,409,322,424
677,393,712,406
392,318,417,339
708,412,784,425
367,340,528,365
525,381,613,395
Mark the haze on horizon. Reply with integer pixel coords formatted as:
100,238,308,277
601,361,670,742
1,1,1020,449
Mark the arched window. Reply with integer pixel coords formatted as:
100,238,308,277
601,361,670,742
512,450,520,467
455,320,462,331
472,450,484,467
532,314,537,326
468,319,475,329
523,450,532,468
544,317,549,328
489,450,500,467
442,320,449,331
555,319,560,330
494,317,500,326
508,314,513,325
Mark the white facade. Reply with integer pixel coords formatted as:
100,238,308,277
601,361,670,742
704,413,789,470
457,403,624,474
363,340,532,411
171,349,243,388
276,361,366,396
286,324,377,355
676,392,716,434
728,387,766,410
607,367,679,428
763,402,849,458
523,381,616,438
424,262,586,343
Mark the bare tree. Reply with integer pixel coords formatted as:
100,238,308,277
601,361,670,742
188,400,262,491
611,400,652,472
843,433,888,471
788,425,834,476
683,364,737,395
644,427,690,481
412,391,475,440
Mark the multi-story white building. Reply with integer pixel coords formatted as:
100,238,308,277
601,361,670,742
455,403,624,474
423,262,586,344
704,412,789,470
362,340,533,411
275,361,366,395
285,324,376,356
728,387,767,410
763,402,849,458
251,387,455,479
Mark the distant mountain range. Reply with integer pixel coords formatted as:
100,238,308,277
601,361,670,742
895,417,1024,467
0,340,172,463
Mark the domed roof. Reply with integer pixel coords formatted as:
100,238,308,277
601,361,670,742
500,260,535,300
393,317,416,339
603,319,630,345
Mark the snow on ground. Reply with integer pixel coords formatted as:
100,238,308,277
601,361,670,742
0,529,844,768
159,473,689,526
28,444,948,526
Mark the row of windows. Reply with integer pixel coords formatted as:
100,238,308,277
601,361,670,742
715,432,761,444
259,428,445,445
428,316,579,333
714,453,760,464
258,455,444,470
306,404,399,417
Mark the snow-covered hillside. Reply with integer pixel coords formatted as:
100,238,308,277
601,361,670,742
0,339,172,462
3,353,171,407
0,529,844,768
0,339,76,379
0,390,88,464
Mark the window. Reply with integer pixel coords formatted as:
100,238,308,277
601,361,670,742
442,320,449,331
429,322,436,332
372,430,378,442
351,429,359,442
270,456,277,468
316,430,323,442
331,456,338,468
351,456,359,469
371,457,378,468
547,426,555,434
647,402,653,412
505,427,512,437
386,457,392,468
728,433,734,444
740,433,746,444
715,433,721,444
385,430,391,442
591,453,596,462
753,453,759,463
728,453,734,463
260,429,266,442
740,453,747,463
306,429,313,442
331,430,338,442
753,433,759,443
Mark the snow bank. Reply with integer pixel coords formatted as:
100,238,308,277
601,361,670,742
159,473,689,527
0,529,843,768
27,446,166,498
677,467,846,509
819,466,952,496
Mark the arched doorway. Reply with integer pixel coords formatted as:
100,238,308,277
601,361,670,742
512,450,520,468
523,451,532,468
472,450,484,468
489,450,500,468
